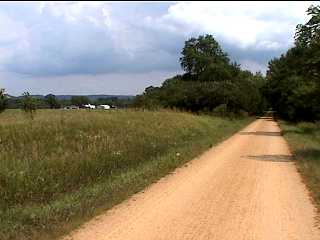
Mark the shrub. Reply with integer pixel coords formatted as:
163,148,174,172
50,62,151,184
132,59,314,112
21,92,37,119
212,104,228,117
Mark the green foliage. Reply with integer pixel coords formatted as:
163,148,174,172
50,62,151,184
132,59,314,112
45,94,61,109
135,34,267,116
180,34,231,81
0,109,252,240
21,92,37,119
70,96,90,107
295,5,320,47
265,5,320,121
212,104,228,117
0,88,7,113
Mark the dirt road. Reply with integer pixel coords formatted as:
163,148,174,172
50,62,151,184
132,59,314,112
63,118,320,240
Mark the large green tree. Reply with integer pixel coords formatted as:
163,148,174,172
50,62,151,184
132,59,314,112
265,5,320,121
134,34,266,116
295,5,320,47
180,35,235,81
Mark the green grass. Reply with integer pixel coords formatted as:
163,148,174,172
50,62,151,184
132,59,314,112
0,109,252,240
280,121,320,211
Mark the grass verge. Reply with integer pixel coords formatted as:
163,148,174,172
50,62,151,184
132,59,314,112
280,121,320,212
0,109,252,240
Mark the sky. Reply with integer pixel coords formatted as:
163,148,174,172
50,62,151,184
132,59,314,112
0,1,319,96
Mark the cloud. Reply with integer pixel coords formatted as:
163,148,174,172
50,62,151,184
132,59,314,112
0,70,179,96
0,1,319,94
0,2,182,76
149,2,309,49
148,1,318,68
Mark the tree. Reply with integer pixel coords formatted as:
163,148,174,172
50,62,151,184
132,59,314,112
21,92,37,119
180,35,231,81
265,4,320,121
45,94,61,109
295,5,320,80
134,34,267,116
71,96,90,107
0,88,7,113
295,5,320,47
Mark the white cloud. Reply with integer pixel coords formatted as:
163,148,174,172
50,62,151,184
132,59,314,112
150,1,317,49
0,1,319,95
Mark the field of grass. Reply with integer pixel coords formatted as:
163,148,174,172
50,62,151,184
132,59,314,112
280,121,320,211
0,109,252,240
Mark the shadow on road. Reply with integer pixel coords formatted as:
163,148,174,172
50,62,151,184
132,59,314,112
239,131,282,136
243,154,292,162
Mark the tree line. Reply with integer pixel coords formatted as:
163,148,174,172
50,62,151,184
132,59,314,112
133,34,267,117
264,5,320,121
0,91,133,119
1,94,133,109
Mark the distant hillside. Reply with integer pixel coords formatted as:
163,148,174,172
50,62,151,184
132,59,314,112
7,94,135,101
4,94,15,99
55,95,135,101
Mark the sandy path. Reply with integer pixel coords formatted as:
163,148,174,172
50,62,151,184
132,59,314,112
63,118,320,240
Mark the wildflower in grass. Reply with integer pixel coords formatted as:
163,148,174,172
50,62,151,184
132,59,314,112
113,151,122,156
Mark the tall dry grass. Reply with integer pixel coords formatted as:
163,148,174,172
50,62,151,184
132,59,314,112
281,121,320,212
0,109,252,240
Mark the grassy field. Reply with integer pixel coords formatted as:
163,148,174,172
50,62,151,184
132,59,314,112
280,121,320,211
0,109,252,240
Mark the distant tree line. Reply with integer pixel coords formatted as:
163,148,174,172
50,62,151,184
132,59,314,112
2,94,134,110
4,94,63,109
133,34,267,117
263,5,320,121
0,90,39,119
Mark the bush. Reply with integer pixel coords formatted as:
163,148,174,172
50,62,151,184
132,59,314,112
212,104,228,117
238,110,249,118
21,92,37,119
